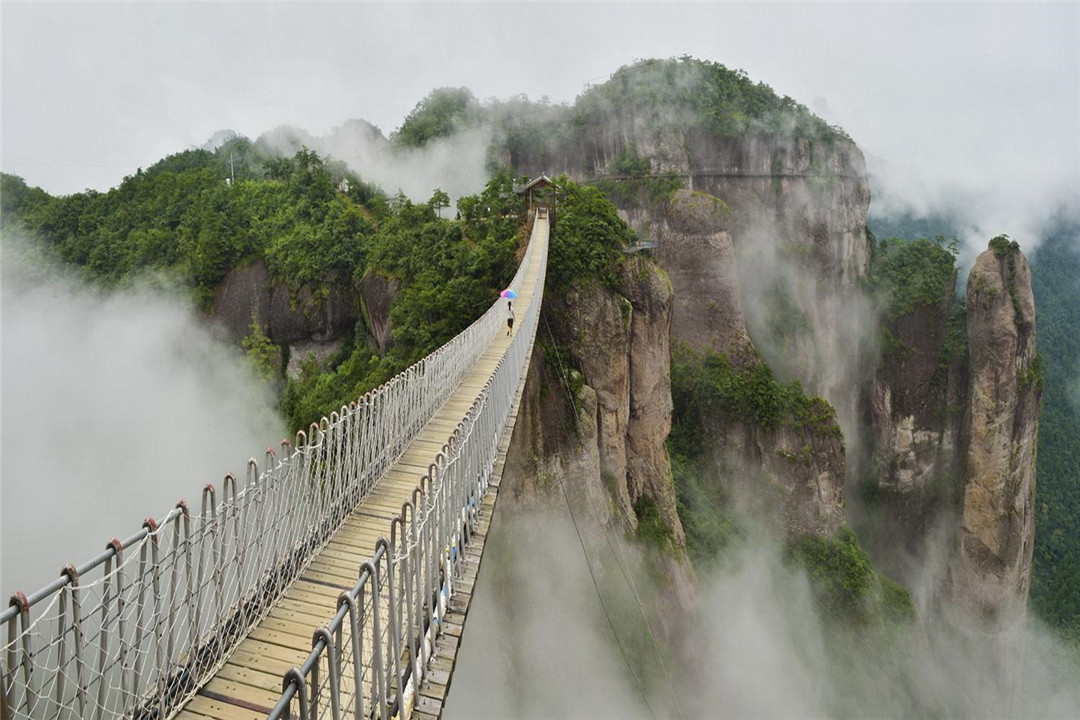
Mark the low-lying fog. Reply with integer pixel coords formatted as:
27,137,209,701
446,508,1080,719
0,240,284,595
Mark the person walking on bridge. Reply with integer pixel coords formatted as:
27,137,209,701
506,300,514,336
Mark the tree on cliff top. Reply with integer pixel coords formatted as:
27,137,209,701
545,176,635,295
392,87,481,148
572,57,847,143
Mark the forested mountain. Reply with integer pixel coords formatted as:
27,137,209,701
1,143,527,431
1029,217,1080,641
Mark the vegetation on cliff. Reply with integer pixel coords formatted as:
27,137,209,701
392,87,481,148
572,57,847,143
591,145,684,207
669,345,842,459
789,528,916,625
1,145,383,306
392,57,851,175
2,147,527,432
280,172,525,430
664,336,915,626
867,232,958,321
545,176,635,294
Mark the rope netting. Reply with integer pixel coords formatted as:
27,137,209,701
1,212,546,720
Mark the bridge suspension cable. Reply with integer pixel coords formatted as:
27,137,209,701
543,315,686,720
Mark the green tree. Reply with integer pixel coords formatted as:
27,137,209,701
429,188,450,218
392,87,479,148
546,176,634,294
242,315,281,383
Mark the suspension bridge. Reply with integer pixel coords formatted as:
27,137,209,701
1,210,549,720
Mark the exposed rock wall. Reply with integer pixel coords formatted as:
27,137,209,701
212,258,359,344
518,121,872,429
865,277,968,577
501,319,695,646
650,189,752,359
621,258,680,524
359,274,398,354
703,417,846,538
633,187,847,539
950,245,1041,627
642,187,849,539
508,100,1039,633
212,260,398,379
542,256,685,543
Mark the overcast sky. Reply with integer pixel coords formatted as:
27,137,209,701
2,2,1078,244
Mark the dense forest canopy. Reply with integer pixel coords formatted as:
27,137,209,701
573,57,846,142
1028,217,1080,643
392,87,482,148
382,57,850,176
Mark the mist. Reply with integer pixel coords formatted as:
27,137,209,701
0,238,285,596
444,512,654,720
734,215,878,441
254,120,494,203
449,503,1080,719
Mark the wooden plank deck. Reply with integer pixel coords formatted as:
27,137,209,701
176,219,546,720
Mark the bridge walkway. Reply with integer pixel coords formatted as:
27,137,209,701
176,220,546,720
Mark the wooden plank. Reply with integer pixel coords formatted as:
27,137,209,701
176,711,214,720
419,678,448,702
200,677,279,713
215,661,293,694
414,694,442,717
184,696,266,720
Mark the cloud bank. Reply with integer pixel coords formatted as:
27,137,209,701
449,506,1080,719
0,239,285,595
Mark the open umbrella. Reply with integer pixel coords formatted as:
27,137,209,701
500,289,518,299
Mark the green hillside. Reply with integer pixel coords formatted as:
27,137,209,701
1029,217,1080,642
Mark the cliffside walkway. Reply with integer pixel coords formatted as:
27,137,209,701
1,213,548,720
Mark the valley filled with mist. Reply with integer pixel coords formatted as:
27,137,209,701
3,9,1078,716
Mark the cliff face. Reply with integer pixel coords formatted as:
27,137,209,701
502,63,1039,629
213,258,358,344
646,188,847,538
951,244,1041,627
540,256,685,543
501,257,695,643
522,128,865,542
866,277,968,572
212,260,398,377
519,119,873,431
648,190,751,359
702,417,847,538
358,273,398,354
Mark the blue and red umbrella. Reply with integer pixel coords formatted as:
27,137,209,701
500,289,518,299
